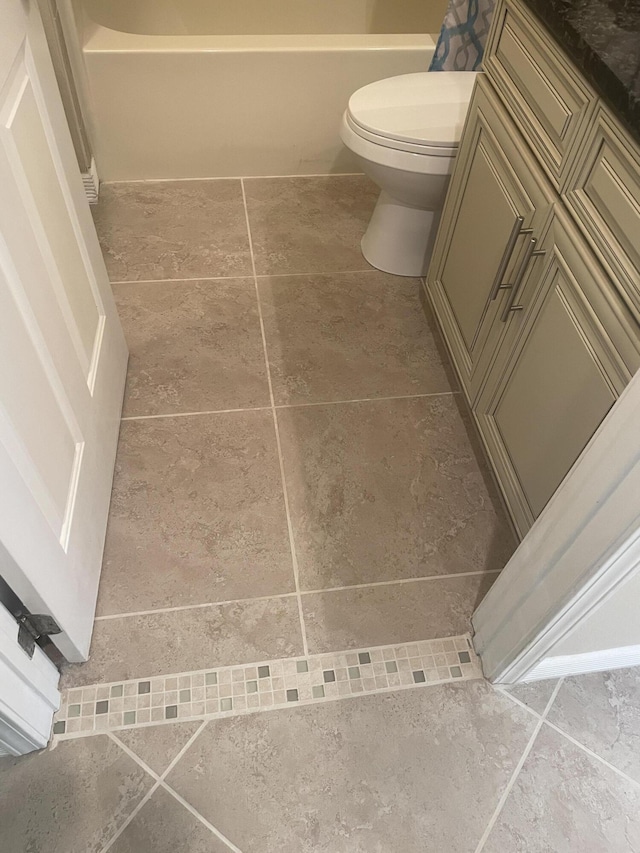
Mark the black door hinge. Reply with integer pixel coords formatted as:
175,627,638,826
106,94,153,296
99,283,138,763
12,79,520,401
17,613,61,659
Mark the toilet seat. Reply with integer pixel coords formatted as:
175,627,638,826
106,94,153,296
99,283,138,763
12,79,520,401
345,112,454,157
340,112,455,176
346,72,478,157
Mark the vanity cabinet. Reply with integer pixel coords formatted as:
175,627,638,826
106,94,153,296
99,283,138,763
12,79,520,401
425,0,640,538
475,208,639,532
427,79,554,403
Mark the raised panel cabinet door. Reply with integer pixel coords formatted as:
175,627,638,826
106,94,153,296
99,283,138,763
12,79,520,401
426,77,553,403
475,209,640,538
0,0,128,661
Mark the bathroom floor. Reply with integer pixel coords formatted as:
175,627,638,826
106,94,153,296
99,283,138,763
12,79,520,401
2,175,639,852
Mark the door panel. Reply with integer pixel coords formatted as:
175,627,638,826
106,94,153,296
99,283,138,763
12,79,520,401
494,280,616,517
0,268,80,535
0,0,128,661
475,210,640,536
9,72,101,367
440,140,517,350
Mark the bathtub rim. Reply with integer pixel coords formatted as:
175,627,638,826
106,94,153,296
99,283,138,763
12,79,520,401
84,22,437,54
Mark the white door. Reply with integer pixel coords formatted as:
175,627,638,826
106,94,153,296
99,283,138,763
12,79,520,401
0,0,128,662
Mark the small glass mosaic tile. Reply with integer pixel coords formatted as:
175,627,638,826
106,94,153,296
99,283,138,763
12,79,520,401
52,634,482,741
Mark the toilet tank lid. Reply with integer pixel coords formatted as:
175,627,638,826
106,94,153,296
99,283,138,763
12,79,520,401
347,72,478,149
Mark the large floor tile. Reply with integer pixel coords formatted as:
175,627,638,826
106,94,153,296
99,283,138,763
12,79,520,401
97,411,294,616
111,786,229,853
259,271,455,404
114,279,269,416
483,725,640,852
278,396,515,590
116,721,203,775
62,596,304,687
168,682,533,853
166,681,536,853
546,667,640,783
302,573,496,654
0,736,153,853
93,181,252,281
244,175,378,275
501,679,559,715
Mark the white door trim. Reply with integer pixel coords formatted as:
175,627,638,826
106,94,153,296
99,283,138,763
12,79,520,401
0,601,60,755
523,643,640,682
473,367,640,683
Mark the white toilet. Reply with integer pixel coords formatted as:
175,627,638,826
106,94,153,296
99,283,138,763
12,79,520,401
340,71,478,277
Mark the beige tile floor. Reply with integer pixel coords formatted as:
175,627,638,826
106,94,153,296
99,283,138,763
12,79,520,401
63,174,516,687
3,673,640,852
2,175,639,851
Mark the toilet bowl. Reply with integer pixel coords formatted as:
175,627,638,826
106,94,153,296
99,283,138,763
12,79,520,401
340,72,478,277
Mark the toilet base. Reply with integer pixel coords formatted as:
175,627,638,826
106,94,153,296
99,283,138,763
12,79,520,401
361,191,439,277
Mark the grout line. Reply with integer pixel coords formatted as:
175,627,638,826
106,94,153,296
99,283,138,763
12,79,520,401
111,268,379,285
121,405,271,422
107,731,161,780
110,275,252,285
543,719,640,791
473,679,563,853
241,177,309,657
493,685,546,719
500,679,640,791
270,408,309,656
103,172,365,186
93,571,501,622
100,721,210,852
275,391,458,409
98,780,162,852
258,269,376,279
157,718,208,777
119,391,459,423
160,783,245,852
301,570,502,596
94,591,297,621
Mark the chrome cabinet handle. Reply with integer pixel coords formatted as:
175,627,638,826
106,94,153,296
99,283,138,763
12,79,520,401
489,215,530,301
500,237,546,322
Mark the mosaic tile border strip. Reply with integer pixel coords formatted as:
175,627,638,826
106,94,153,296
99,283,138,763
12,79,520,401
52,635,481,740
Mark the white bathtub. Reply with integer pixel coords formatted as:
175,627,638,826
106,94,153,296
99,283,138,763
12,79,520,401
75,0,440,180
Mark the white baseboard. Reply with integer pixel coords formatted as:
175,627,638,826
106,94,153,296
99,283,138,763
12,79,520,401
523,644,640,681
81,157,99,205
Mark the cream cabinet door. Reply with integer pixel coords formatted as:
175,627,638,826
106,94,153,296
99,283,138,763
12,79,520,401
426,77,554,402
0,0,128,662
475,208,640,537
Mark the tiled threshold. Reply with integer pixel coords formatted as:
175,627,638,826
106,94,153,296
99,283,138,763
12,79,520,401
52,634,480,741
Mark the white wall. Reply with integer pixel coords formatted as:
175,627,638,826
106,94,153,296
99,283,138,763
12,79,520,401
551,567,640,656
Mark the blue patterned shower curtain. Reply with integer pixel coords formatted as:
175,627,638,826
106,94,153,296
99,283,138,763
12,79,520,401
429,0,496,71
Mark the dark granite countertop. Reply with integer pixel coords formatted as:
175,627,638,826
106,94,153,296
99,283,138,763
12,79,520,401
521,0,640,142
